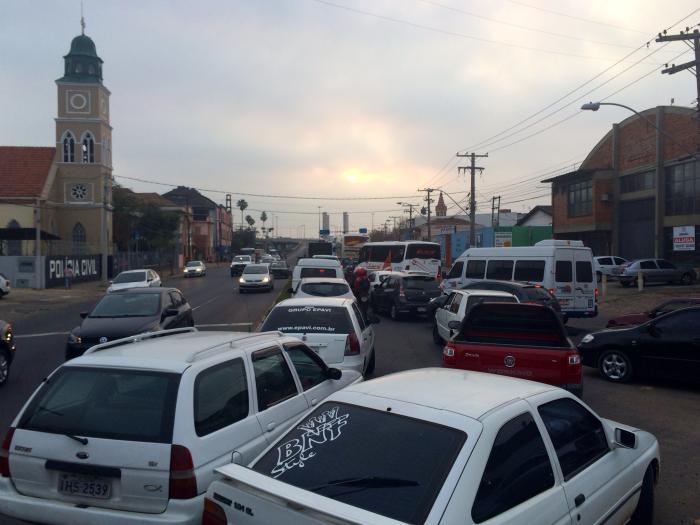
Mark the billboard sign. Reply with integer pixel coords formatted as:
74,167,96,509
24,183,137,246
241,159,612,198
495,231,513,247
673,225,695,251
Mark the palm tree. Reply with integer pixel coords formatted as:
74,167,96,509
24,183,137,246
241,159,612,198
245,215,255,231
237,199,248,229
260,211,268,236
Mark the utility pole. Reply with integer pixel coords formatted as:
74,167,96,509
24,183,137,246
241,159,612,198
490,195,501,227
417,188,436,240
457,152,488,248
397,202,420,240
389,216,401,240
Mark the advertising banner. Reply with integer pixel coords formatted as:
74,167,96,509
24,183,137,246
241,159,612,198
672,226,695,251
495,231,513,247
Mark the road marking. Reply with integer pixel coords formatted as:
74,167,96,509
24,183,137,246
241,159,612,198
192,296,222,311
14,331,69,339
196,323,253,328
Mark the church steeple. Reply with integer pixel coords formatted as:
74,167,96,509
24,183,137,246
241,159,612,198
59,16,103,84
436,192,447,217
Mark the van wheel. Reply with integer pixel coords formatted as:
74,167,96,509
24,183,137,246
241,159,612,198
598,349,633,382
432,322,444,345
365,348,376,376
630,465,655,525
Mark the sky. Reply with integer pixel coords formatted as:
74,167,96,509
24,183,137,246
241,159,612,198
1,0,698,237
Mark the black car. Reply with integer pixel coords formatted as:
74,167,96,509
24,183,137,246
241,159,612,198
270,260,290,278
461,280,563,319
0,321,15,386
371,273,441,320
578,306,700,383
65,288,194,360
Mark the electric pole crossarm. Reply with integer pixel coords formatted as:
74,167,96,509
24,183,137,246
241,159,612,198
655,30,700,43
661,60,697,75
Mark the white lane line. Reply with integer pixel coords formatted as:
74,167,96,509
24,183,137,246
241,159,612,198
192,296,222,311
14,331,69,339
196,323,252,328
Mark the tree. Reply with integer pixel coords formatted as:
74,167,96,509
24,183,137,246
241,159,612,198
260,211,268,236
237,199,248,229
245,215,255,230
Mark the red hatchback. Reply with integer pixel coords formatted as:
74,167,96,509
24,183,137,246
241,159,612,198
442,303,582,397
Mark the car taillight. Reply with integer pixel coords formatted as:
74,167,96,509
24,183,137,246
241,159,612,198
345,333,361,356
1,427,15,478
548,288,556,297
169,444,197,499
202,497,228,525
595,288,599,301
568,354,581,365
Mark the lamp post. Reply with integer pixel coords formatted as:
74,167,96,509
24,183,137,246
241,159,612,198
581,102,699,160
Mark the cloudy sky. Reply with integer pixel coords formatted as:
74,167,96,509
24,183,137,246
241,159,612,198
1,0,698,236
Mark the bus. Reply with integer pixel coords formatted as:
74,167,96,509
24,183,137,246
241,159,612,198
357,241,441,276
341,233,369,262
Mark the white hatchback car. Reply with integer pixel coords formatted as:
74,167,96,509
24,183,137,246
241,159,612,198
594,256,628,282
292,278,354,300
206,368,659,525
0,328,361,525
261,298,377,377
183,261,206,278
107,269,161,292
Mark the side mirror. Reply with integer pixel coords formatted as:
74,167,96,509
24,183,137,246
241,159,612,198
368,315,381,324
613,428,637,449
448,320,461,330
326,367,342,380
164,308,179,317
79,311,89,319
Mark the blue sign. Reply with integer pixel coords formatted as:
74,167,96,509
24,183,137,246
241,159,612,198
319,229,330,235
358,228,368,234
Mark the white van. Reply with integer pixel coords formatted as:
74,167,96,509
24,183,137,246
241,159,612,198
442,239,597,318
291,258,343,291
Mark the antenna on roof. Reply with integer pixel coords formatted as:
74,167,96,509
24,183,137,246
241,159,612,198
80,1,86,35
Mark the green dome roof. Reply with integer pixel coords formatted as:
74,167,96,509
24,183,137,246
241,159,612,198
68,34,98,57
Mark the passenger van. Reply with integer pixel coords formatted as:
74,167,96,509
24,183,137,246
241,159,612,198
442,240,597,318
291,258,343,291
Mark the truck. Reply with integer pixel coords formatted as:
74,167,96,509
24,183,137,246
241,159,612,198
306,241,333,258
340,233,369,262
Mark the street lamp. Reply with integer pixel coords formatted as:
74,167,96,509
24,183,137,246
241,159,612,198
581,101,699,160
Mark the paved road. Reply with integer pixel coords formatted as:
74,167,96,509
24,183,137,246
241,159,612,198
369,313,700,525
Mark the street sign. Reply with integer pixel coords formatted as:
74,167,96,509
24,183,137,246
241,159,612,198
319,229,330,235
673,225,695,251
358,228,368,234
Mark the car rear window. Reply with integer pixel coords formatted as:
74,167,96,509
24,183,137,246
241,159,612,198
252,402,466,525
300,282,350,297
261,305,353,334
522,287,554,302
403,276,439,290
19,367,180,443
457,304,567,347
113,271,146,284
300,267,337,278
575,261,593,283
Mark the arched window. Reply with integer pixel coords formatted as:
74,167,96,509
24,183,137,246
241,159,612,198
6,220,21,256
72,223,87,254
62,132,75,163
81,132,95,163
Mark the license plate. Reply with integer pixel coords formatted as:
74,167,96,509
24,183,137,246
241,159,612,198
58,473,111,499
417,307,427,313
588,299,594,308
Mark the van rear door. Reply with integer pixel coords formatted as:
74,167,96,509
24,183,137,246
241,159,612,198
573,249,595,314
553,249,575,314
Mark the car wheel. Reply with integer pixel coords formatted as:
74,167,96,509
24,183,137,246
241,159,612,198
0,350,10,386
365,348,376,376
680,272,693,285
598,349,633,382
432,322,444,345
630,465,655,525
596,271,602,283
390,303,401,321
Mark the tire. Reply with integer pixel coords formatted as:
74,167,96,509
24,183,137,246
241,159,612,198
432,322,444,345
365,348,376,376
0,350,10,386
390,303,401,321
598,349,633,383
680,272,693,285
630,466,655,525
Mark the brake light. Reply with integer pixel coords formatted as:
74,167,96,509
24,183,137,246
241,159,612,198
202,497,228,525
1,427,15,478
345,332,361,356
169,445,197,499
595,288,599,301
568,354,581,365
548,288,556,297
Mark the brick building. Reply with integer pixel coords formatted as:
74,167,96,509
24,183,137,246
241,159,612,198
543,106,699,262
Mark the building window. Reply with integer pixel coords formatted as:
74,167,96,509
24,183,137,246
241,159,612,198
568,180,592,217
6,219,21,256
81,132,95,163
62,132,75,163
666,161,700,216
621,171,654,193
72,223,87,254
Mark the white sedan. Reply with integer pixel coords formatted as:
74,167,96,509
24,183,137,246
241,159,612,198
205,368,659,525
292,278,354,300
107,269,161,292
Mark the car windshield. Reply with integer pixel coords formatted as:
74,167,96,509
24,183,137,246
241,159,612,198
244,265,268,274
186,261,202,267
18,367,180,443
261,305,352,334
252,402,466,525
112,271,146,284
89,293,161,317
233,256,250,262
300,282,350,297
403,276,438,290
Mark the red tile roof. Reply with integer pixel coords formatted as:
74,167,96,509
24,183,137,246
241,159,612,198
0,147,56,198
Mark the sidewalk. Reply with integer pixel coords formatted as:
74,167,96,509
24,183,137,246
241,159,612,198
0,281,107,321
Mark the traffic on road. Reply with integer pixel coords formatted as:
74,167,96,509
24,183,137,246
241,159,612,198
0,242,698,525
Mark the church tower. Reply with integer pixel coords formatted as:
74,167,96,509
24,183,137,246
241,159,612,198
435,192,447,217
52,18,112,259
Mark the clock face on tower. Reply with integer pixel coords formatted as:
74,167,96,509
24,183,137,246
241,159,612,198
65,90,90,114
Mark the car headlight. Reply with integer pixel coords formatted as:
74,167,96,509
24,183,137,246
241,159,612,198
580,334,594,344
262,276,270,283
196,267,202,272
68,333,82,344
239,277,246,283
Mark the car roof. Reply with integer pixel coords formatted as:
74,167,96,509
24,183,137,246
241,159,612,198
187,260,204,264
464,280,535,289
65,331,288,374
342,368,556,420
299,277,349,284
109,287,170,294
277,297,354,307
454,289,517,298
116,269,148,275
245,263,270,269
296,258,341,267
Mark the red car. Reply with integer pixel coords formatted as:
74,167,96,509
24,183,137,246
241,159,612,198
442,302,582,397
606,297,700,328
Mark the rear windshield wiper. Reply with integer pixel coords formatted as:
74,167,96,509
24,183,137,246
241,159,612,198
64,434,88,445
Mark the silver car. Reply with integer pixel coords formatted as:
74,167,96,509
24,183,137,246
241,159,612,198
239,263,273,293
619,258,694,286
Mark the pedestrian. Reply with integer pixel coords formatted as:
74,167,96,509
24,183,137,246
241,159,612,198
64,263,74,289
352,266,371,319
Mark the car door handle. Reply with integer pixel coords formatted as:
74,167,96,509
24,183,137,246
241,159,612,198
266,422,276,432
574,493,585,507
